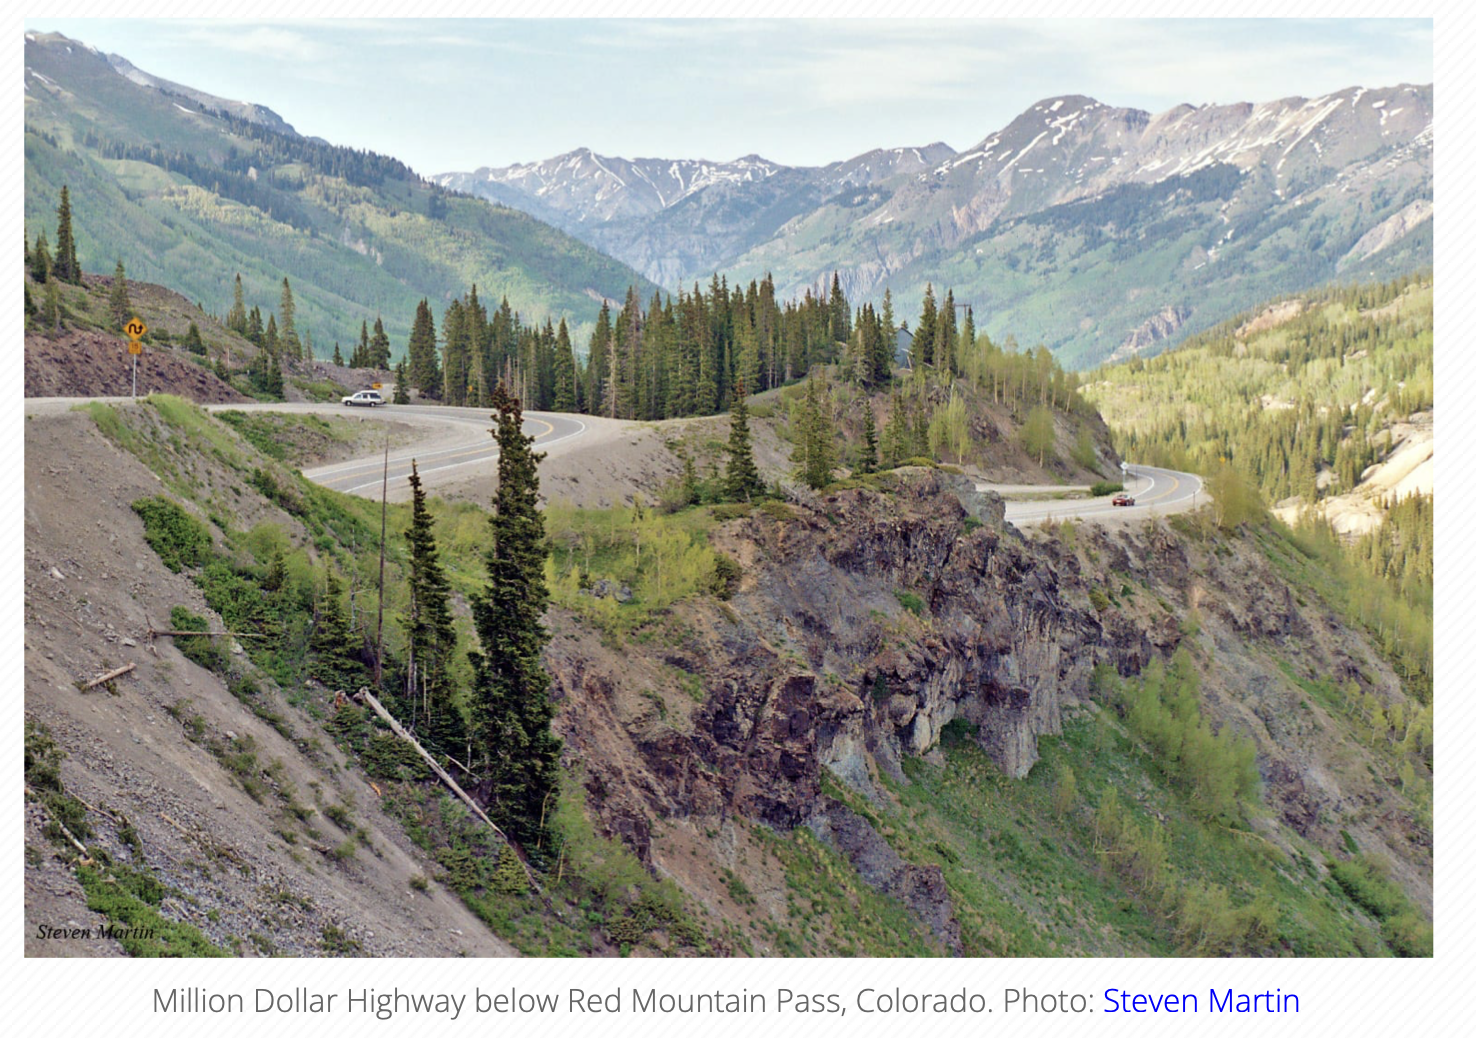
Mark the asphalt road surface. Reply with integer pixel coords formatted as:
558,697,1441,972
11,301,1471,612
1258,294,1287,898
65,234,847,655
25,396,1205,522
998,464,1205,526
199,401,589,497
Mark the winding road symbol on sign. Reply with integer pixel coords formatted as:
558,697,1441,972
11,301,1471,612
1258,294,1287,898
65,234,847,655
125,317,147,340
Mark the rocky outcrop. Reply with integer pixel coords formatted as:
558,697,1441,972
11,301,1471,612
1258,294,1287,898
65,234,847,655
549,471,1169,941
1108,304,1191,363
548,466,1429,938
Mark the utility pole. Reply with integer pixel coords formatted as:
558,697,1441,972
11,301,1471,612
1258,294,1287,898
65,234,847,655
375,433,388,688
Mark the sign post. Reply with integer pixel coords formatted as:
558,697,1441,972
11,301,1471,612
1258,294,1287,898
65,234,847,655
124,318,147,398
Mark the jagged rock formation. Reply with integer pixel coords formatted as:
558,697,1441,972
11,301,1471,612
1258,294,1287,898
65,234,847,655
548,467,1426,935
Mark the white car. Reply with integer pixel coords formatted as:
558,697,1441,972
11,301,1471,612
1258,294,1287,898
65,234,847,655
342,390,384,407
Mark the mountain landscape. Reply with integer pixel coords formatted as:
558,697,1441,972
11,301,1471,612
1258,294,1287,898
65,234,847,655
439,87,1432,368
23,24,1434,964
23,32,655,353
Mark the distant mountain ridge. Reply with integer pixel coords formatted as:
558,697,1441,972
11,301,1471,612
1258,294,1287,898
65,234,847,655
439,86,1432,368
23,31,655,353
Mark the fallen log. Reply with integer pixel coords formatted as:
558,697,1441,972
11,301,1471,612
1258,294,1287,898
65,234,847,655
148,629,267,638
352,688,537,889
81,662,135,690
25,784,93,864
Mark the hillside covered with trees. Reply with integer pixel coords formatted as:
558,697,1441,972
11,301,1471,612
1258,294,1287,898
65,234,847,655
23,32,652,357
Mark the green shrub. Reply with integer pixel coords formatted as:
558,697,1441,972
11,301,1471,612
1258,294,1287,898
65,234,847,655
1090,481,1125,497
131,497,212,571
491,845,530,895
708,554,742,599
895,590,925,615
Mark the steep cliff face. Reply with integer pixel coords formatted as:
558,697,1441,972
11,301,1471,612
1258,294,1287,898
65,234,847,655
547,468,1427,940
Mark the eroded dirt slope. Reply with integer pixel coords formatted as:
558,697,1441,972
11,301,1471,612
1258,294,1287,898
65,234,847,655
24,410,514,957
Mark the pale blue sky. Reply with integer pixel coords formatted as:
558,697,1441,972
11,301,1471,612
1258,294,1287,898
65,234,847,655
27,18,1433,174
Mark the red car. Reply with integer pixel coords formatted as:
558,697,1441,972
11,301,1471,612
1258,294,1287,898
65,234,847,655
1111,494,1135,507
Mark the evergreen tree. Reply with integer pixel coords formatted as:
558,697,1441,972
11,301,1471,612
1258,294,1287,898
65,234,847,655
352,320,370,368
404,461,464,750
468,382,561,848
406,298,441,398
264,313,279,355
310,570,365,690
881,391,909,466
247,306,264,346
828,271,850,344
441,300,468,405
30,231,51,284
370,316,391,368
53,185,80,284
881,288,897,369
227,273,247,334
859,399,879,474
552,318,578,412
279,278,300,359
915,284,938,367
108,260,131,331
332,342,344,367
266,352,285,399
183,321,205,355
393,359,410,403
724,379,764,501
798,370,835,490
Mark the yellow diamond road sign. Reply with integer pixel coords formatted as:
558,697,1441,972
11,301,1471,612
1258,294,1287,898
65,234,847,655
125,317,147,340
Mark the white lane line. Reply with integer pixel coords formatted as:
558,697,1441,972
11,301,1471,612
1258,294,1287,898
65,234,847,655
307,413,587,481
333,416,588,494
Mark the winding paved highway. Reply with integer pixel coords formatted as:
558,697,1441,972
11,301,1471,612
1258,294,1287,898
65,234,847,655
26,396,1206,522
201,401,589,497
997,464,1205,526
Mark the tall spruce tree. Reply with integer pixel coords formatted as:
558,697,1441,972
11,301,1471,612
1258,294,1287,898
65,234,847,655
468,382,561,847
332,342,344,367
798,370,835,490
279,278,300,359
404,461,464,750
406,298,441,398
724,379,764,501
109,260,131,331
227,274,248,333
351,320,370,368
915,284,938,367
53,186,80,284
552,318,578,412
370,316,391,368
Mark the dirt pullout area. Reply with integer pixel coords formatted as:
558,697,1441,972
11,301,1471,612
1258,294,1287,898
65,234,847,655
26,331,248,403
434,412,792,510
24,410,514,957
